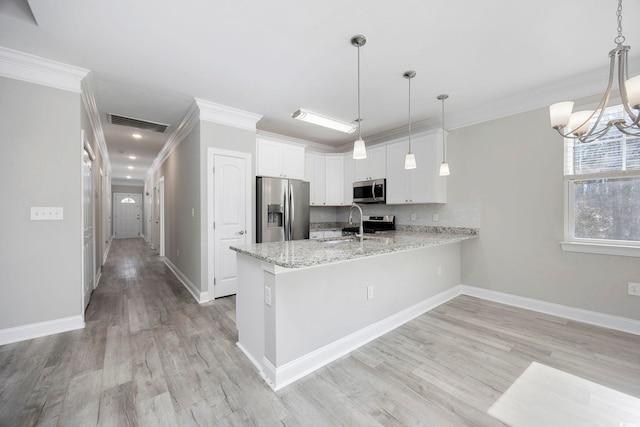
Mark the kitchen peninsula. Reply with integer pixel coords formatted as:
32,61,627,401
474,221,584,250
231,228,478,390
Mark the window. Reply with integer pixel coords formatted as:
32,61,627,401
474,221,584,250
562,104,640,256
120,197,136,204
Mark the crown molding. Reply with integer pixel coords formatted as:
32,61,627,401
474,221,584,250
0,46,89,93
81,73,110,174
195,98,262,130
147,101,200,179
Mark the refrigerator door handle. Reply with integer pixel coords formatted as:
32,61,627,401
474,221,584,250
283,183,290,241
289,183,295,239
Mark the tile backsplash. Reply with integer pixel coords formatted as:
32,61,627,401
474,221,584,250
311,201,481,228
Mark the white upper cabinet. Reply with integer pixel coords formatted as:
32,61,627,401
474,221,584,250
257,138,305,179
386,130,446,204
343,152,354,205
325,155,345,206
305,153,326,205
353,145,386,181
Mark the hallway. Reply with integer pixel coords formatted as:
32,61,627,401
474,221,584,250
1,238,639,426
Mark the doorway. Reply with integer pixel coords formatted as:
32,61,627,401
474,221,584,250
208,148,252,299
82,131,95,312
114,193,142,238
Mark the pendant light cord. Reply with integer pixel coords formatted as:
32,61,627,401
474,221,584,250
441,96,446,162
357,43,362,140
408,76,412,153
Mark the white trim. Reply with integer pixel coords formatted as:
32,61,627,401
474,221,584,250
81,74,110,175
560,241,640,257
195,98,262,130
261,286,461,391
0,46,89,93
0,316,84,346
164,258,209,304
460,285,640,336
207,148,253,300
147,102,200,180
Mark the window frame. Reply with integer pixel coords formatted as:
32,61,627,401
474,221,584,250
560,104,640,257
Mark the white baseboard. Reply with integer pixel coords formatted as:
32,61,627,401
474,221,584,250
264,286,461,391
164,258,210,304
0,315,84,346
459,285,640,336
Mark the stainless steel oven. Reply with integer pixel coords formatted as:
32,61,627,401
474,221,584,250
353,178,386,204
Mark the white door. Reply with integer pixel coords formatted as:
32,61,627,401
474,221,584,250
214,154,248,298
114,193,141,238
158,178,165,257
82,146,95,311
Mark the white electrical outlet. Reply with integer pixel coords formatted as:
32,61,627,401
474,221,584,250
265,286,272,306
177,249,180,256
30,207,64,220
410,213,417,221
437,266,442,276
367,285,374,300
192,208,195,217
629,282,640,296
432,213,439,222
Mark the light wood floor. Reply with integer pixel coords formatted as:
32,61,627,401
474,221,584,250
1,238,639,426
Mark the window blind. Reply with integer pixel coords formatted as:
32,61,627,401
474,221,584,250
564,105,640,177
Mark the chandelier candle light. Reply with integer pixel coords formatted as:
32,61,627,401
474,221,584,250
352,34,367,159
438,94,450,176
404,70,417,169
549,0,640,142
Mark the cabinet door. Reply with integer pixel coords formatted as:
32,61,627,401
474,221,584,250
282,145,305,179
325,155,344,205
257,140,283,177
368,146,387,180
353,156,369,181
310,154,326,205
343,152,354,205
385,140,410,204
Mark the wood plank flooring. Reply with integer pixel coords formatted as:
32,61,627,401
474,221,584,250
1,237,639,426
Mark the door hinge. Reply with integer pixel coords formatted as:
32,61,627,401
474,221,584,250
212,166,215,174
213,278,216,285
213,222,215,229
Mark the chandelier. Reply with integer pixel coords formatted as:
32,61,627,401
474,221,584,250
549,0,640,143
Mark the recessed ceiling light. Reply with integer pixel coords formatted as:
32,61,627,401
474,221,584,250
128,155,136,160
132,133,142,139
128,166,134,170
126,175,131,179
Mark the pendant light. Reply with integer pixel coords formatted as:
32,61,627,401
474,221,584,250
438,94,450,176
404,70,417,169
549,0,640,142
351,35,367,159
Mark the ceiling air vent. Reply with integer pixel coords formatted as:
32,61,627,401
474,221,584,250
107,113,169,133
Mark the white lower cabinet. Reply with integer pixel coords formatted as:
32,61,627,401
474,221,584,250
386,130,446,204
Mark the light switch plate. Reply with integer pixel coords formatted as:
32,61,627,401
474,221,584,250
31,207,63,220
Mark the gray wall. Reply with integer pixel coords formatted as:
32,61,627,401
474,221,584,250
199,121,257,295
449,106,640,320
154,124,202,290
0,77,83,329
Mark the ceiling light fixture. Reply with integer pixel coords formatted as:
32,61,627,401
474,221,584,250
128,166,134,170
438,94,450,176
404,70,417,170
291,109,356,134
128,155,136,160
132,133,142,139
126,175,131,179
352,34,367,160
549,0,640,142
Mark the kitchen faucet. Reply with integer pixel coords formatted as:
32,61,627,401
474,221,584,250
349,203,364,242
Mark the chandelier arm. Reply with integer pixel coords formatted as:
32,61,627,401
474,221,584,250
618,49,639,122
577,123,615,143
614,124,640,137
580,55,618,139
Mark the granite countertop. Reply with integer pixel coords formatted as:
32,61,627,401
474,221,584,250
230,228,478,269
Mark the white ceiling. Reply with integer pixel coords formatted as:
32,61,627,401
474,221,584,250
1,0,639,184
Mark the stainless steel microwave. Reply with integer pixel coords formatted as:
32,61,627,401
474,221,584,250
353,179,386,204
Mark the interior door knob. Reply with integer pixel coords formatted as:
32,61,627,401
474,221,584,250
238,230,245,235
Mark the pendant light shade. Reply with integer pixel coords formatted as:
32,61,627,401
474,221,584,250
353,138,367,159
352,35,367,159
438,94,450,176
404,70,417,170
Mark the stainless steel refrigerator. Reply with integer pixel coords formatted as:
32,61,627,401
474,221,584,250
256,177,310,243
